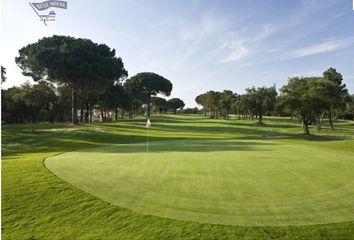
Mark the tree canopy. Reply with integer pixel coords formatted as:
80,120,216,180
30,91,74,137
219,90,237,119
167,98,185,114
5,35,352,132
279,77,324,134
195,91,222,118
152,97,168,113
244,86,277,124
15,35,127,124
124,72,172,118
321,67,349,130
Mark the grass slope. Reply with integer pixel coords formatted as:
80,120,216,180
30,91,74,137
2,115,354,239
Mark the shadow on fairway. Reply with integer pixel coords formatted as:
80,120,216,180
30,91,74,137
2,116,351,159
72,139,277,153
1,126,145,157
149,124,350,141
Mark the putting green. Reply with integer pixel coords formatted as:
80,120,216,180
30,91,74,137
45,139,354,226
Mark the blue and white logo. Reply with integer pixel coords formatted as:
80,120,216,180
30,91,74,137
29,0,67,26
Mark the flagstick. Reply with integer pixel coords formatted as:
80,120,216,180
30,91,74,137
146,127,149,153
146,117,151,153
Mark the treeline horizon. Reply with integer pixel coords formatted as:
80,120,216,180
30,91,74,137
195,67,354,134
1,35,354,134
3,66,353,134
1,35,185,124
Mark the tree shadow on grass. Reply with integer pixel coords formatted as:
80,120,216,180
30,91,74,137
2,116,351,159
151,123,265,135
1,129,146,158
73,139,278,154
300,134,349,141
95,116,353,141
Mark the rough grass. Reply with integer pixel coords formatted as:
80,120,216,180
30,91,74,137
2,115,354,239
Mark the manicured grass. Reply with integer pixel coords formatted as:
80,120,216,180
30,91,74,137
46,139,354,226
2,115,354,239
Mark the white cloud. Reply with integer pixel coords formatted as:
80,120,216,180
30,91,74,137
252,24,274,42
290,38,354,59
218,41,249,63
216,24,273,64
169,10,229,70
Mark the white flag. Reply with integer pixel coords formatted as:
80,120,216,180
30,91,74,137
146,118,151,128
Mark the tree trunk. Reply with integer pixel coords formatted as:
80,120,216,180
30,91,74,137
80,100,84,123
316,113,325,131
328,108,334,130
258,114,263,124
47,108,54,123
147,95,151,119
29,110,33,124
115,107,118,121
302,121,310,134
89,106,93,122
71,87,78,124
316,118,321,131
85,104,89,123
100,108,104,121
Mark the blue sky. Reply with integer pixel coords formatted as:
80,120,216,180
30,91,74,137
1,0,354,107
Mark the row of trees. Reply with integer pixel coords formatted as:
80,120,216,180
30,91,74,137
278,68,350,133
152,97,185,114
2,81,68,123
1,79,184,124
196,68,353,134
2,35,184,124
2,35,353,135
196,87,277,124
196,90,236,119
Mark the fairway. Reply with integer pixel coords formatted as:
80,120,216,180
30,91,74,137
45,119,354,226
3,115,354,239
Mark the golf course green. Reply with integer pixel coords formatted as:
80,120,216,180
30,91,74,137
3,115,354,239
46,138,354,226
